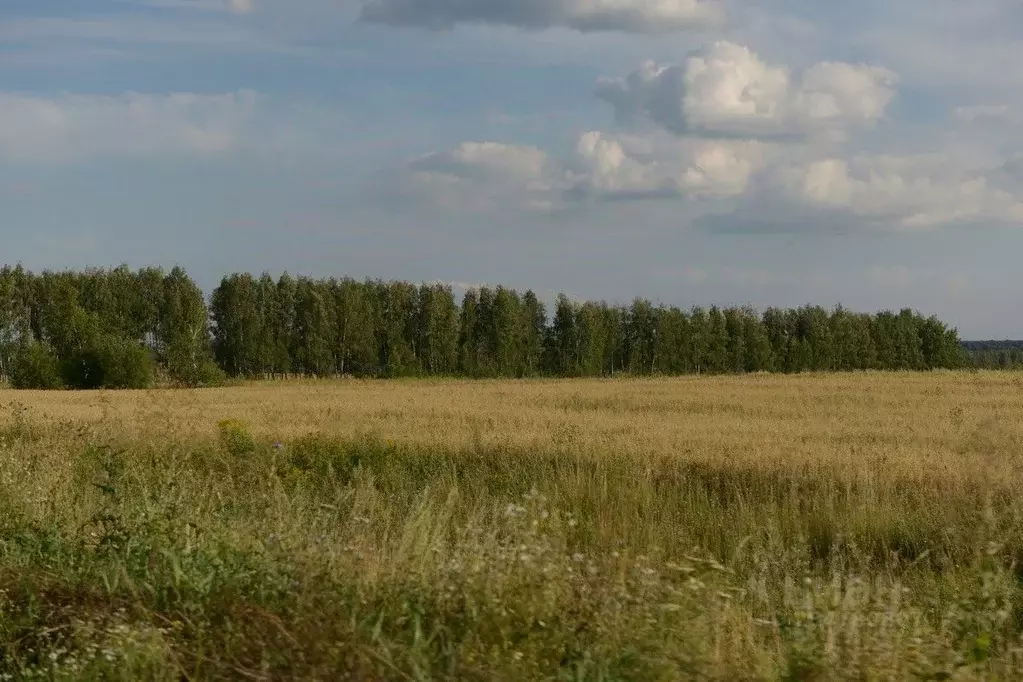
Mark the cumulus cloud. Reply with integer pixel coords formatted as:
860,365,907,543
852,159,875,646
410,141,549,181
403,135,1023,230
754,153,1023,229
403,141,560,211
0,91,258,164
397,131,772,210
569,131,768,199
359,0,725,33
388,32,1023,233
595,41,897,139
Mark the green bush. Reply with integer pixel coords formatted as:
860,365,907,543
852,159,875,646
9,343,63,389
60,346,105,389
218,418,255,456
194,360,228,387
98,336,154,389
61,336,154,390
170,358,227,388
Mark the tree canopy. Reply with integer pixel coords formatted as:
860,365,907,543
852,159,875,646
0,264,984,388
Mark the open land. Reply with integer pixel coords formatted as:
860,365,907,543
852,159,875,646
2,372,1023,679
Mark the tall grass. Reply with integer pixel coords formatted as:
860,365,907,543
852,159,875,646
1,373,1023,679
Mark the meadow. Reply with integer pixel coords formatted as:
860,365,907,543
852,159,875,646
2,372,1023,679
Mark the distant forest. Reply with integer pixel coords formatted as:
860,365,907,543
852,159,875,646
0,264,999,389
961,341,1023,370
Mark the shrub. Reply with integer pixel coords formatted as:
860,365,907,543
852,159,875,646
9,343,63,389
170,358,227,388
98,336,154,389
61,336,154,390
218,419,255,456
60,346,106,390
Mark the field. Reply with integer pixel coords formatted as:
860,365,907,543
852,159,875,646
3,373,1023,679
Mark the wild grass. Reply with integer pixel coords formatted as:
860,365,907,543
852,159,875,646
2,372,1023,679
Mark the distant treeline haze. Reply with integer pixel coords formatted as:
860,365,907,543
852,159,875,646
0,265,978,388
961,341,1023,370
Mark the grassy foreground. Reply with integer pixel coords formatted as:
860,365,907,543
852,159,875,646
2,373,1023,679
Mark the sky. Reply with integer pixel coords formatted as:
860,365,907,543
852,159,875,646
2,0,1022,338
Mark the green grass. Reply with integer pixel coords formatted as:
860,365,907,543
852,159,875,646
2,399,1023,680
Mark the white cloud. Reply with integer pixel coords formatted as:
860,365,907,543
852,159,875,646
595,41,897,139
229,0,255,13
359,0,725,33
410,141,549,181
397,130,1023,232
572,132,676,197
770,153,1023,229
570,130,768,199
404,141,559,211
399,131,772,210
0,91,258,164
403,140,1023,230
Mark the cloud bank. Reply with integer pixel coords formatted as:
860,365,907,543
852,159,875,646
395,37,1023,231
0,91,258,164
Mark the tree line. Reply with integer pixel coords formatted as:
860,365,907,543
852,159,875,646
0,265,218,389
0,265,977,389
962,341,1023,370
200,273,972,378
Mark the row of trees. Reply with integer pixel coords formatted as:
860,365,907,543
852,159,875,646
0,265,975,388
962,341,1023,370
0,265,219,388
207,272,967,379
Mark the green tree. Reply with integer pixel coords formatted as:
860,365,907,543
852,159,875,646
490,287,522,376
459,289,480,376
275,273,298,377
0,266,33,381
654,306,687,374
723,307,746,373
332,279,379,376
162,266,217,385
211,274,261,377
627,299,658,375
9,341,62,389
293,277,336,377
603,305,627,376
705,306,729,374
520,291,547,376
415,283,459,375
548,294,579,376
375,281,418,377
577,302,608,377
741,307,774,372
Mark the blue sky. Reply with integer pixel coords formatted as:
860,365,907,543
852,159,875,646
2,0,1022,338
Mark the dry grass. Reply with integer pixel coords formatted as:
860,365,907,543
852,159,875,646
9,371,1023,482
1,371,1023,679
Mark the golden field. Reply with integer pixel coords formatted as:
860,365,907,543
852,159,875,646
2,372,1023,680
9,370,1023,481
